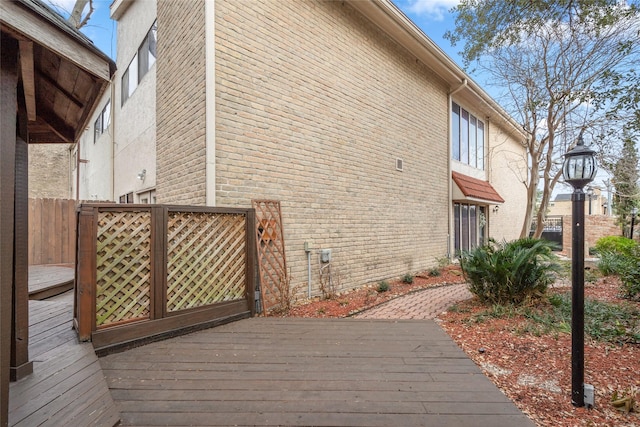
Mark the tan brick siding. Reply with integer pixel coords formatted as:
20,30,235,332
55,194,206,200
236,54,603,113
212,1,450,294
562,215,620,258
156,0,207,204
28,144,72,199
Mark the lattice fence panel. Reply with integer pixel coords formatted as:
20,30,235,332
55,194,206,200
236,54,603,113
167,212,247,312
96,211,151,327
252,200,288,313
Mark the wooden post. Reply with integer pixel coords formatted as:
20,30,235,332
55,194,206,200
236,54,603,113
11,130,33,380
75,205,97,341
246,209,257,316
1,33,18,427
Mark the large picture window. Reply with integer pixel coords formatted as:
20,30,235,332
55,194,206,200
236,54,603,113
452,102,485,170
121,20,157,105
454,203,486,254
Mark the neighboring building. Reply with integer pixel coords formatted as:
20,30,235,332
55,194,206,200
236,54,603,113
77,0,529,295
548,187,606,217
28,143,74,199
74,0,157,203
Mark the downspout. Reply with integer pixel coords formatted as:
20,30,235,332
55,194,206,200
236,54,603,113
485,118,491,238
205,0,216,206
447,79,467,259
110,80,115,202
76,138,80,200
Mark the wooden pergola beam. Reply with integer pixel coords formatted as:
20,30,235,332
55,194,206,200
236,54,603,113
18,40,35,121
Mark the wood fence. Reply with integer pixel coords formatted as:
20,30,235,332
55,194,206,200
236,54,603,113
28,198,76,265
74,204,256,352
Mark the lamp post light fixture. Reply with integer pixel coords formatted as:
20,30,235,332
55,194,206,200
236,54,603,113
562,132,597,408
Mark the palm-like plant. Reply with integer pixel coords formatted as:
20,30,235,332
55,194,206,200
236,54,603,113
460,238,560,305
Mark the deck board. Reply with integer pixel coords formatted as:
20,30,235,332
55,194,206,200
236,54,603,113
9,292,119,427
102,317,534,427
28,264,74,300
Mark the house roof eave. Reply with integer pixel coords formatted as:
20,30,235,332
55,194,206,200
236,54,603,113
349,0,526,142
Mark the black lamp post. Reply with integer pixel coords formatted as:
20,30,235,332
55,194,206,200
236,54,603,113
562,132,597,407
631,207,638,240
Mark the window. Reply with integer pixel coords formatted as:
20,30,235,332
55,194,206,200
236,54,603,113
121,20,157,105
93,100,111,143
452,102,485,170
454,202,486,254
137,189,156,204
119,192,134,203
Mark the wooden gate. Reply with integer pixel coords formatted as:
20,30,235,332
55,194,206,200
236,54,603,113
75,204,256,352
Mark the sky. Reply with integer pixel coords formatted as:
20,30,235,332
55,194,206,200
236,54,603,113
46,0,466,71
44,0,610,196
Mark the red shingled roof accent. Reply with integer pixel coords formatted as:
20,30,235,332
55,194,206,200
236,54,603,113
452,171,505,203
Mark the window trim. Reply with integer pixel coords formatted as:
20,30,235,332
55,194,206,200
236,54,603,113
121,20,157,105
454,202,487,254
93,100,111,143
452,102,485,170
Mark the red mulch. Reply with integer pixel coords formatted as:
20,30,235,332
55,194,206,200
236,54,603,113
439,276,640,427
275,267,640,426
276,265,465,318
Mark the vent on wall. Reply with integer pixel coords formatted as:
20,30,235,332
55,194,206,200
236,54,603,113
396,158,404,171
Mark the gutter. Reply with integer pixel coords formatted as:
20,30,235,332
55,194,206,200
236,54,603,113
349,0,525,141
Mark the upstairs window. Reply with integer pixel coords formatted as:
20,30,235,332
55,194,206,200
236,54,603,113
93,100,111,143
122,20,157,105
452,102,485,170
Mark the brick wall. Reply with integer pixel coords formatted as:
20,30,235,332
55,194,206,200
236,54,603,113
211,0,450,294
28,144,72,199
156,0,207,204
562,215,620,258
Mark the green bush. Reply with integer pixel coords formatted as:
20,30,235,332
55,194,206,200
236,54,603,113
594,236,638,257
402,273,414,284
460,238,560,306
597,246,640,300
428,267,441,277
598,251,628,276
377,281,390,292
619,247,640,300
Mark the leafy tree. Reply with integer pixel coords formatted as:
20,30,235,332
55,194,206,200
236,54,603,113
611,134,639,236
445,0,640,238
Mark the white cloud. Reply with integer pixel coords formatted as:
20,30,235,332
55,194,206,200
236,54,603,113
405,0,460,21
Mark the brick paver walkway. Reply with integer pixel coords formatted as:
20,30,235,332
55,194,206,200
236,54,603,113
355,283,473,319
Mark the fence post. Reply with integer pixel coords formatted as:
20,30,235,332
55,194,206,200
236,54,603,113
75,205,96,341
246,209,257,316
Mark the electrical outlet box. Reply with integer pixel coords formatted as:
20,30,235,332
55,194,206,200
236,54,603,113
320,248,332,263
584,383,595,408
304,241,313,252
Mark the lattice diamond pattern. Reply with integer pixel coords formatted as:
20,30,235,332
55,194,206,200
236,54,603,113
167,212,247,312
96,211,151,327
252,200,288,312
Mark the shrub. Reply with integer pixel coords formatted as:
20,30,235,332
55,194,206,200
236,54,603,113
619,249,640,300
598,251,628,276
402,273,414,284
377,281,390,292
428,268,441,277
460,238,560,306
597,246,640,300
594,236,638,257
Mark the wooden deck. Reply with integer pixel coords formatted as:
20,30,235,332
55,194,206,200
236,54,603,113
28,264,74,300
8,291,119,426
101,317,534,427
